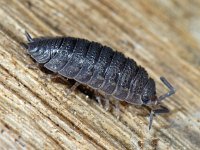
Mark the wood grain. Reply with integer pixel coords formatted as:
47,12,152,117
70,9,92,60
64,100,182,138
0,0,200,149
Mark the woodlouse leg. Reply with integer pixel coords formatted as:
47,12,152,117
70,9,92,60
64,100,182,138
59,76,68,83
104,97,110,111
40,73,59,82
26,63,39,70
149,105,169,130
114,100,120,120
65,82,80,97
95,95,110,110
149,111,154,130
96,96,103,107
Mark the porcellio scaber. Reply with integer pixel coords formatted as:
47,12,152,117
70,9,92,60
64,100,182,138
25,32,176,129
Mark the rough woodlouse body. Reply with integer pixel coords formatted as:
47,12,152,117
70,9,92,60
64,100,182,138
25,32,175,129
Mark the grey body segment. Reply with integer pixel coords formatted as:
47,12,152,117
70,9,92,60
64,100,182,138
44,37,77,72
87,46,114,89
113,58,138,100
100,52,126,94
58,39,90,78
125,67,149,104
74,42,102,83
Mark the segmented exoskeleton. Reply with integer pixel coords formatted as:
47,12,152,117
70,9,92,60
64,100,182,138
25,32,175,129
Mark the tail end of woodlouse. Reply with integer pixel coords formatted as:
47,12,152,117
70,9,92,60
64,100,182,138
25,31,33,42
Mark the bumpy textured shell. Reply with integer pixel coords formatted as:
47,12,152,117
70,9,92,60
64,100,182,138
27,37,156,105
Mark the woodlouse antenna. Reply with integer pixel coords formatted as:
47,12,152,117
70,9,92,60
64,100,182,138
149,105,169,130
157,77,176,102
149,110,154,130
25,31,33,42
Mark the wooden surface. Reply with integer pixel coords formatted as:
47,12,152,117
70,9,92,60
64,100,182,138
0,0,200,149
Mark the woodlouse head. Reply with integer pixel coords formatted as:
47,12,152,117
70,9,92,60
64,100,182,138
141,78,158,106
143,76,176,130
142,77,176,107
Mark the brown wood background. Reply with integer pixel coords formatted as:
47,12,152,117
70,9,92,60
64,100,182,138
0,0,200,149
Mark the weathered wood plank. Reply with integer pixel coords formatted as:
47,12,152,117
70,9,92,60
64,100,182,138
0,0,200,149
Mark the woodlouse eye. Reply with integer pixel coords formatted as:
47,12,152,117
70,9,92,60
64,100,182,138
142,96,149,104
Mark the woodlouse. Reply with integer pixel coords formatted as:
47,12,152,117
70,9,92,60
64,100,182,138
25,32,175,129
